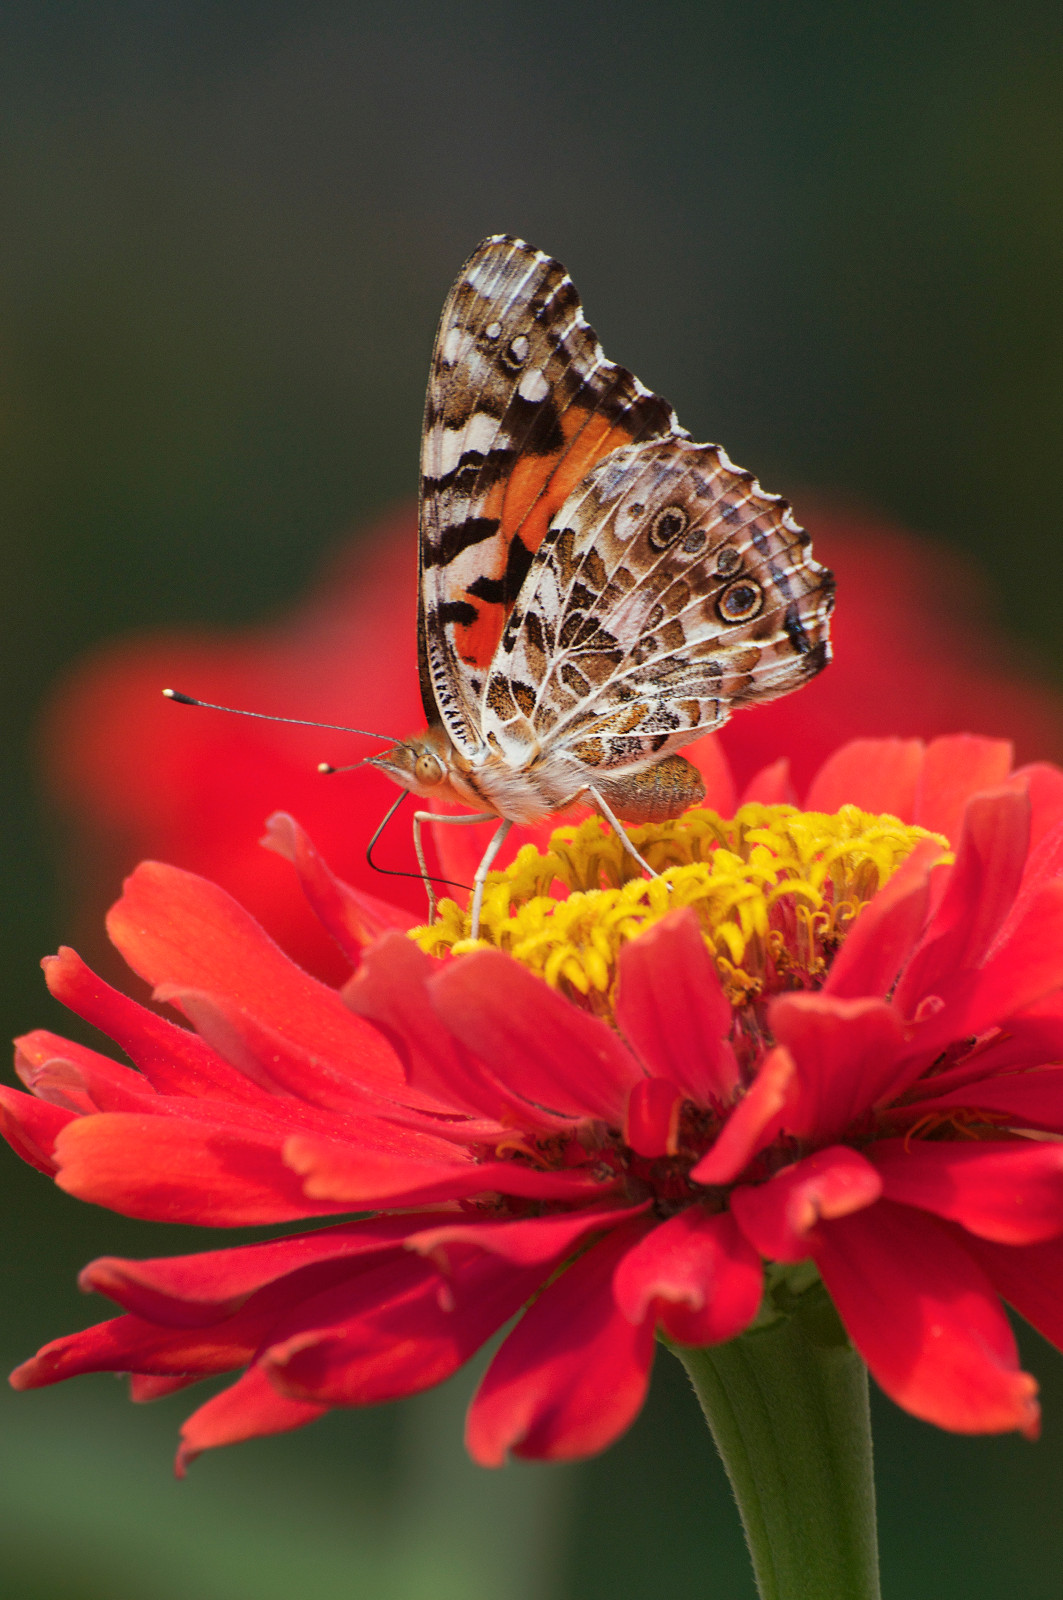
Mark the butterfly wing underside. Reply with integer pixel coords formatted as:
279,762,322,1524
418,235,682,754
480,437,834,774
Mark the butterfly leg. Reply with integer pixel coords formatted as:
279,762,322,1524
470,817,513,940
412,808,497,925
584,785,661,882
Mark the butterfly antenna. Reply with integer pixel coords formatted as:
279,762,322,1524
317,758,373,776
364,790,470,893
162,688,396,742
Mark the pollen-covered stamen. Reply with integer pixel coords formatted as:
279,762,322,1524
412,805,950,1025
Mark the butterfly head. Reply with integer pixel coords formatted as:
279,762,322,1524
366,724,481,807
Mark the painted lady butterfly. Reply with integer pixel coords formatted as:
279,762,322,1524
369,235,834,933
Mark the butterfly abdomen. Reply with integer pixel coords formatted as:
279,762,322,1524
590,754,706,825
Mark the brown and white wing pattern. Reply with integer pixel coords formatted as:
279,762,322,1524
418,234,682,755
480,437,834,772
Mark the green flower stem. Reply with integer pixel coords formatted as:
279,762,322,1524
673,1284,881,1600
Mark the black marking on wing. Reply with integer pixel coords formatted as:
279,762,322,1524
519,394,566,456
783,602,811,655
422,449,517,499
436,600,479,628
426,516,501,569
465,532,534,607
802,639,831,674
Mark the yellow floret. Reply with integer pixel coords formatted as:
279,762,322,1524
411,804,949,1008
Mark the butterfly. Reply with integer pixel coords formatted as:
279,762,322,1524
368,235,834,934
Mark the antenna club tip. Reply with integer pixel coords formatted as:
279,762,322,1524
162,688,197,705
317,762,336,775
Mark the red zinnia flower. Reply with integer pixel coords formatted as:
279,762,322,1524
40,505,1063,983
8,733,1063,1469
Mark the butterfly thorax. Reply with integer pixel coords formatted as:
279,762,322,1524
369,723,566,823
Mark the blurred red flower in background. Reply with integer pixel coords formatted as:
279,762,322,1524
8,735,1063,1468
40,503,1063,983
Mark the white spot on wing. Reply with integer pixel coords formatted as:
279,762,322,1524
434,411,506,475
518,368,550,403
440,325,471,365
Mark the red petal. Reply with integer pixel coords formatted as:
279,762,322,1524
265,1250,543,1407
10,1304,270,1389
131,1374,199,1401
283,1134,614,1209
769,994,908,1141
177,1364,326,1475
740,758,794,806
814,1202,1039,1437
914,735,1014,840
106,861,406,1098
80,1216,435,1325
51,1113,358,1224
344,933,534,1125
871,1139,1063,1243
896,788,1031,1016
1010,763,1063,849
466,1220,656,1466
614,909,739,1103
686,733,737,815
919,994,1063,1089
911,1066,1063,1135
612,1206,763,1346
624,1078,683,1158
962,879,1063,1036
690,1046,794,1185
0,1083,76,1174
731,1146,882,1262
15,1030,156,1114
155,984,418,1117
1012,813,1063,907
407,1204,648,1271
261,811,415,965
965,1235,1063,1351
805,738,924,819
428,949,644,1123
43,946,259,1102
823,838,938,1000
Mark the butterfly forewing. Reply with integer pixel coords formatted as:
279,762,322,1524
419,235,681,754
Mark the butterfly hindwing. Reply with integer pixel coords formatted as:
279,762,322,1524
480,437,834,772
419,235,681,752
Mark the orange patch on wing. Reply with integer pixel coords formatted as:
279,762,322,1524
501,409,635,556
452,406,640,669
455,603,505,670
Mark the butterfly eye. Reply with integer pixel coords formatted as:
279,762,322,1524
414,752,445,786
648,504,689,550
717,578,764,623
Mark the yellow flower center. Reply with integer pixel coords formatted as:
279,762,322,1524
411,804,949,1013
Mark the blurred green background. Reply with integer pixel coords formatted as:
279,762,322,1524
3,3,1063,1596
